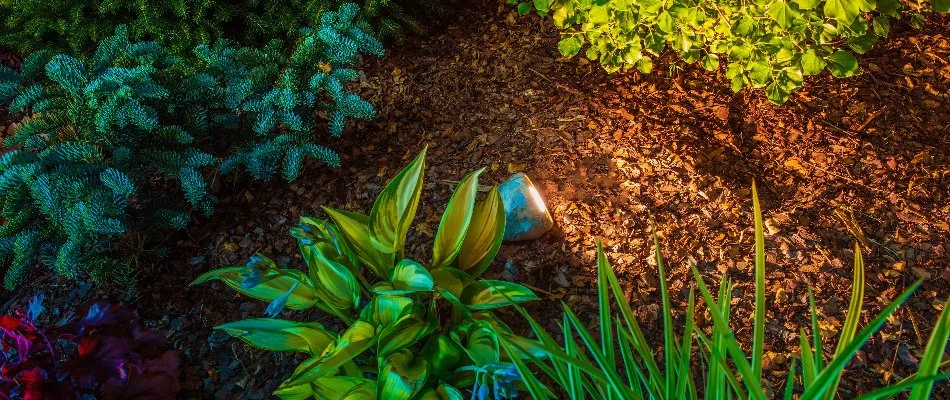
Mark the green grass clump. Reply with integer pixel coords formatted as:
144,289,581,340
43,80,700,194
499,182,950,399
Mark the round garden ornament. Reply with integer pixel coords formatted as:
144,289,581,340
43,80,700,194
498,173,553,241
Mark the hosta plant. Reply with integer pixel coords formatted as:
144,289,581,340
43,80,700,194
0,296,180,400
0,4,382,289
194,147,546,399
499,183,950,399
514,0,949,104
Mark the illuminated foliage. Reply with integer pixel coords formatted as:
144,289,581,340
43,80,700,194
514,0,948,104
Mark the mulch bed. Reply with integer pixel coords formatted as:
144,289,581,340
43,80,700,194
3,1,948,398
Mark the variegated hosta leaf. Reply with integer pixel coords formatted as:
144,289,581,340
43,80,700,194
421,335,464,378
378,349,429,399
279,321,378,389
437,288,467,313
358,295,413,328
460,280,540,310
378,259,433,294
215,318,335,355
468,310,512,330
457,186,505,277
369,147,426,254
418,384,464,400
432,168,483,268
323,207,395,278
275,376,377,400
430,267,473,299
430,267,474,312
291,216,360,273
192,266,321,311
377,304,435,357
273,381,313,400
312,377,377,400
300,243,360,312
452,323,500,367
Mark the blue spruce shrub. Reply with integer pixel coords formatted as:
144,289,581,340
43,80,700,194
0,0,427,56
0,4,383,289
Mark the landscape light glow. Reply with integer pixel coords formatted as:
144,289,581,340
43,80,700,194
528,185,548,214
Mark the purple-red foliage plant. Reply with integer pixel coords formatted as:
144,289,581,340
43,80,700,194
0,295,179,400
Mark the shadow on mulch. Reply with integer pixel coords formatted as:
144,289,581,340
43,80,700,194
3,1,949,398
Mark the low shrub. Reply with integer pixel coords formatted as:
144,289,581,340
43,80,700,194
0,0,429,57
0,4,383,289
0,296,180,399
500,183,950,399
514,0,949,104
194,148,547,399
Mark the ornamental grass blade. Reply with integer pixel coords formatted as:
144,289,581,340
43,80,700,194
596,241,616,375
675,288,697,400
716,277,734,392
652,230,679,399
487,318,586,398
696,322,748,400
690,264,766,400
498,337,554,400
809,286,825,371
703,276,732,398
616,318,646,399
751,181,766,381
857,373,950,400
459,280,539,310
562,305,639,399
823,242,865,400
505,301,612,384
597,240,664,395
495,327,570,381
908,296,950,400
563,321,587,399
800,328,817,388
783,359,798,400
719,277,748,400
802,279,924,400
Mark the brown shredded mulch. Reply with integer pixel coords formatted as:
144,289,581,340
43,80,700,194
3,2,949,398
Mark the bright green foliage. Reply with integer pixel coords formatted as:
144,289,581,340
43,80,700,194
501,184,950,399
0,4,383,289
193,148,546,400
514,0,948,104
0,0,427,57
